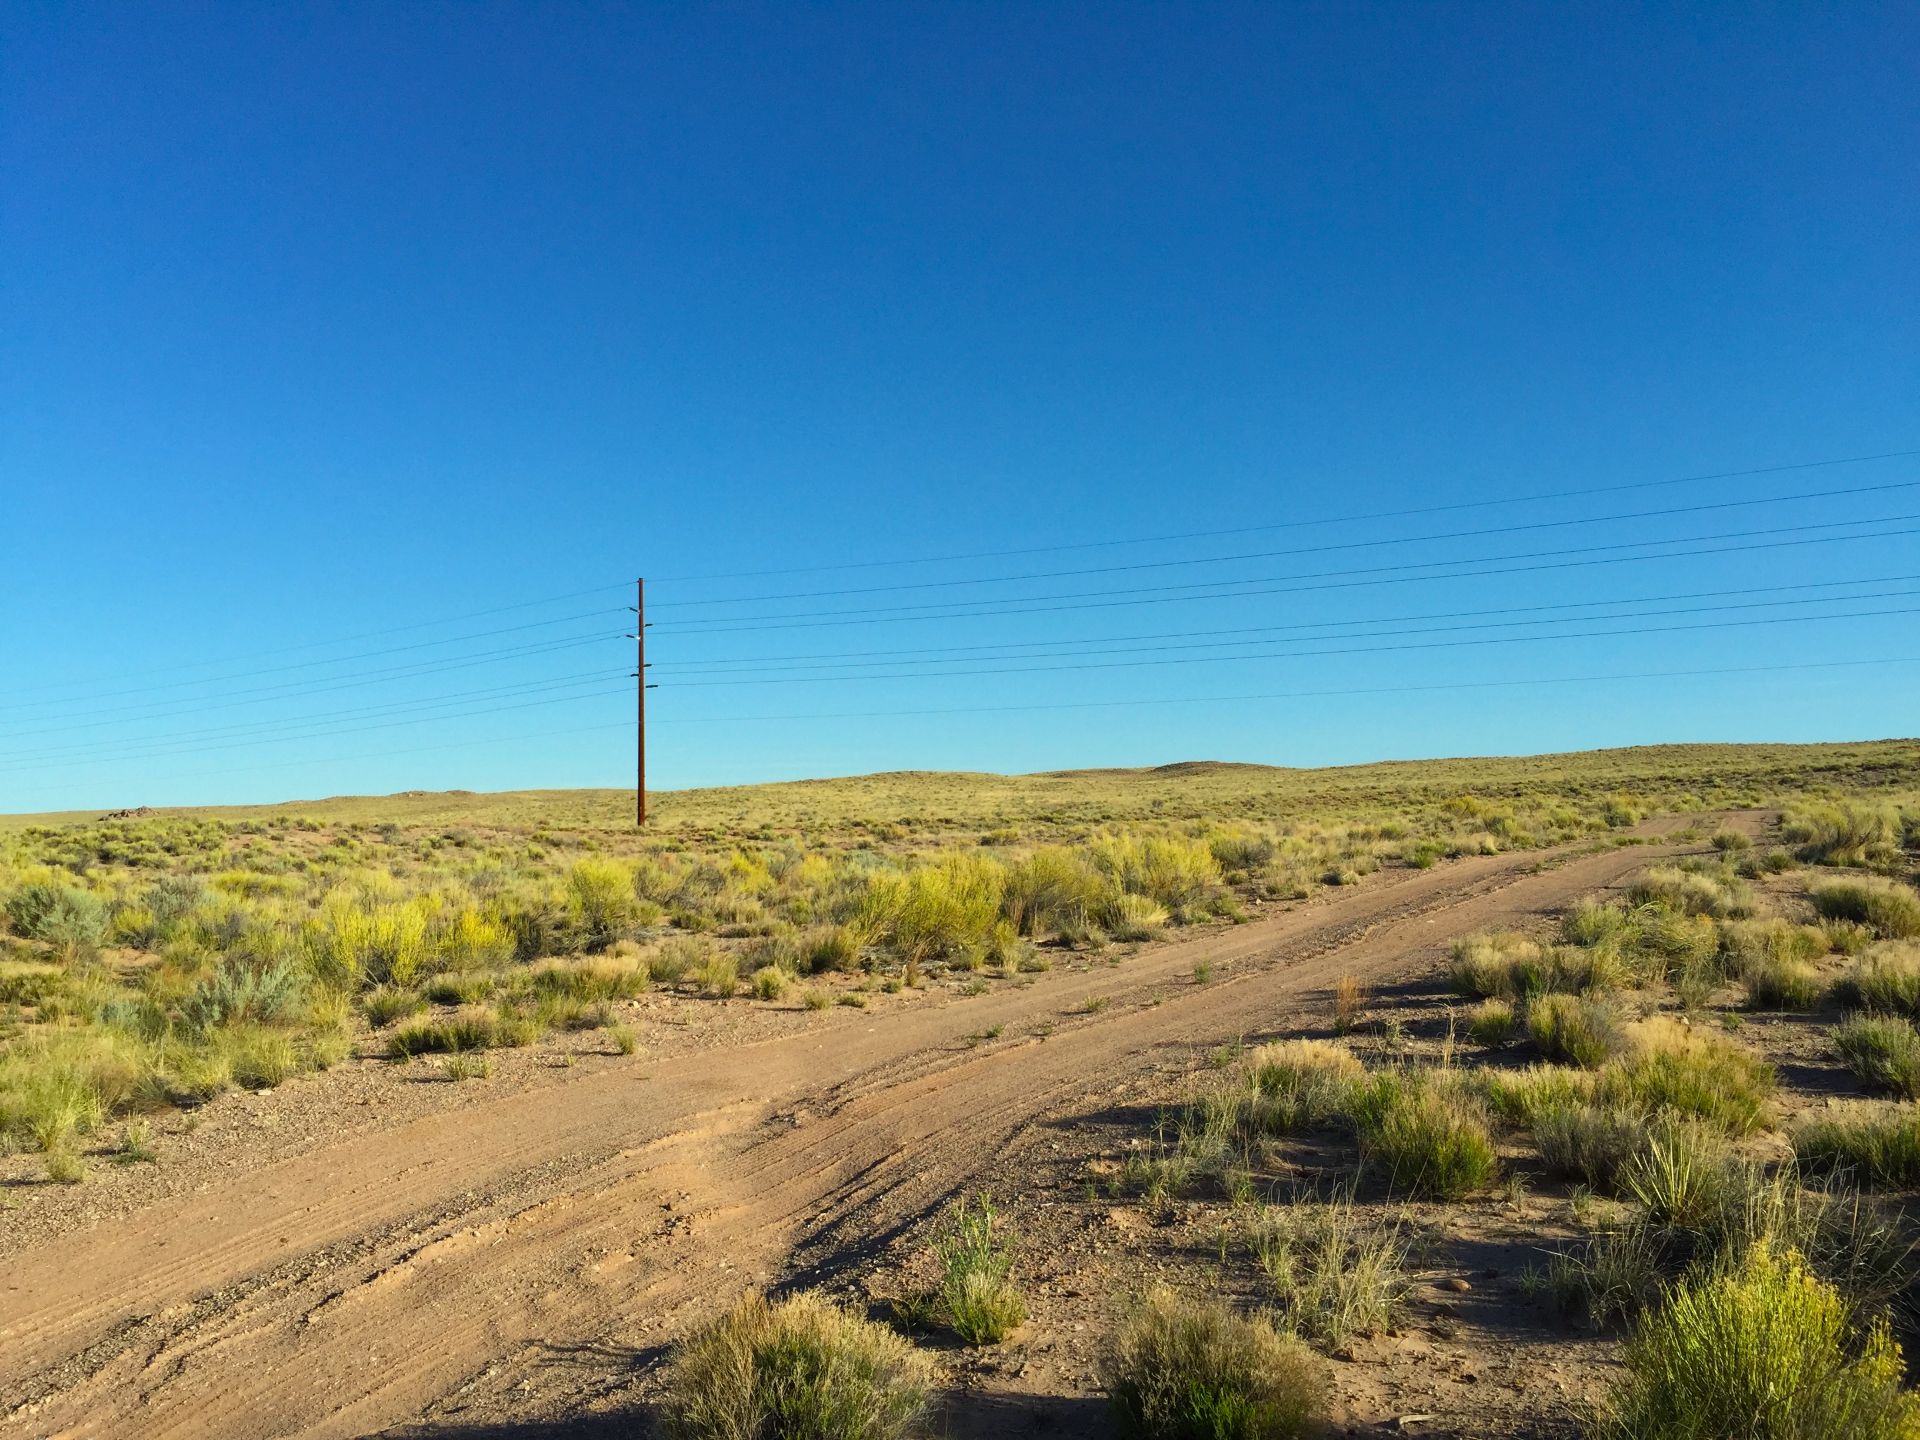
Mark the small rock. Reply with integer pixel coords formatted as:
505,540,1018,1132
1441,1277,1472,1293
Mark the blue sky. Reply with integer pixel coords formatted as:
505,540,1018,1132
2,3,1917,810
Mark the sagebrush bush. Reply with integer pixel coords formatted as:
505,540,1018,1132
663,1291,931,1440
1104,1288,1325,1440
1813,877,1920,941
1595,1242,1920,1440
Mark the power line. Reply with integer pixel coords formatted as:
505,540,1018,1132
19,578,1914,768
0,682,634,774
647,654,1920,726
655,603,1920,687
654,516,1920,635
11,602,1914,774
11,652,1917,806
651,447,1920,584
645,477,1920,611
650,583,1920,676
0,607,627,716
1,583,634,701
0,631,624,738
0,670,629,768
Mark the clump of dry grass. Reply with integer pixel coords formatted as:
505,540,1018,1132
1832,1015,1920,1098
1528,994,1624,1067
1812,877,1920,941
1246,1193,1408,1346
1332,974,1368,1034
662,1291,931,1440
1840,943,1920,1016
1103,1288,1326,1440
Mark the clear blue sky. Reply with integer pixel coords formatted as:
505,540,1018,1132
3,3,1917,811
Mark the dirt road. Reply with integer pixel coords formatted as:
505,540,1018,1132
0,820,1730,1438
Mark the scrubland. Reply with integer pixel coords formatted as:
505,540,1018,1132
5,741,1920,1438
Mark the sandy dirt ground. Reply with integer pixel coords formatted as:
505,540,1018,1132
0,815,1738,1439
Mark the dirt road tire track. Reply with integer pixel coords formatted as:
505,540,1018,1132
0,817,1743,1438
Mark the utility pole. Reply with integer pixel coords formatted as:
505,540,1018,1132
632,577,649,827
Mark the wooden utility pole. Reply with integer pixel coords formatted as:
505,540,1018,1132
634,576,647,826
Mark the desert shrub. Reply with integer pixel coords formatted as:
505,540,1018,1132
1785,801,1904,868
1104,892,1170,942
1711,830,1752,854
423,972,496,1006
1549,1215,1669,1330
1104,1288,1325,1440
1741,953,1823,1011
1247,1194,1407,1346
1813,878,1920,941
389,1006,532,1058
1450,932,1552,999
181,956,305,1030
798,924,862,973
701,950,741,998
1619,1118,1737,1228
1596,1022,1776,1136
650,934,709,984
1795,1105,1920,1189
1843,944,1920,1016
1467,998,1518,1047
1533,1102,1648,1191
1529,994,1624,1067
934,1195,1026,1344
999,847,1114,939
1627,866,1755,920
209,1023,300,1089
1239,1040,1365,1135
1479,1063,1597,1126
307,893,432,989
5,881,108,959
362,985,425,1025
1355,1072,1498,1199
752,966,788,1000
1088,833,1223,917
662,1291,931,1440
1594,1242,1919,1440
1833,1015,1920,1099
859,855,1004,975
565,857,636,948
530,955,648,1002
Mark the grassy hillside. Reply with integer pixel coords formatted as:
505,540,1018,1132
6,738,1916,838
